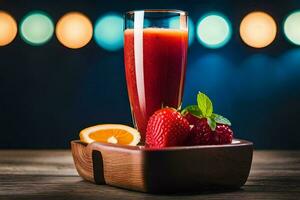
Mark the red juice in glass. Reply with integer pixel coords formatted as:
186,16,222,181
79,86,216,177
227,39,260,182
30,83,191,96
124,28,188,140
124,10,188,141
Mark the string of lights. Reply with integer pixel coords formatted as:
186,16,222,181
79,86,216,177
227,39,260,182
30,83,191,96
0,10,300,49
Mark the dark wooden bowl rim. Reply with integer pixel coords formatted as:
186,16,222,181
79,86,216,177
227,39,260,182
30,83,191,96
72,139,252,152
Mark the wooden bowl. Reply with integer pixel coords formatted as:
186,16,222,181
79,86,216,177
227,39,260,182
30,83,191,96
71,139,253,193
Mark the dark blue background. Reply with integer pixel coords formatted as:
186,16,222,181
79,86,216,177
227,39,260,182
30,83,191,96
1,0,300,149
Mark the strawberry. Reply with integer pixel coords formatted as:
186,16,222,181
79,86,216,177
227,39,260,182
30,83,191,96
146,108,190,148
182,92,233,145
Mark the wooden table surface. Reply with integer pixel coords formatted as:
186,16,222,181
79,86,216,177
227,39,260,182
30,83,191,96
0,150,299,200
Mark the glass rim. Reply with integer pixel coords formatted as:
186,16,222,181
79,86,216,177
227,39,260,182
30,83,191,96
125,9,188,16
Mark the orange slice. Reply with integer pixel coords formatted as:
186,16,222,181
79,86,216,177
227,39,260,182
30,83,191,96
79,124,141,146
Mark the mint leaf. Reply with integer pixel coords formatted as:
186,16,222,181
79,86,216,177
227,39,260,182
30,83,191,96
211,114,231,126
197,92,213,117
207,117,216,131
181,105,202,117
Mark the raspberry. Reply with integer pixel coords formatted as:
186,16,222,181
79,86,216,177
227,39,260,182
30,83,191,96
185,113,233,145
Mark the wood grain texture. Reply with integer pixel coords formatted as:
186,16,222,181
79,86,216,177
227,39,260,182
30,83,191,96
0,150,299,200
71,140,253,193
71,141,95,183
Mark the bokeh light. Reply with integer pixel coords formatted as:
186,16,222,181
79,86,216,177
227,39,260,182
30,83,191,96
284,10,300,45
20,11,54,45
0,11,17,46
56,12,93,49
94,13,123,51
169,17,195,46
196,12,232,48
240,12,277,48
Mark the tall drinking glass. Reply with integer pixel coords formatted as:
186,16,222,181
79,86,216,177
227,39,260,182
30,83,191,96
124,10,188,142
